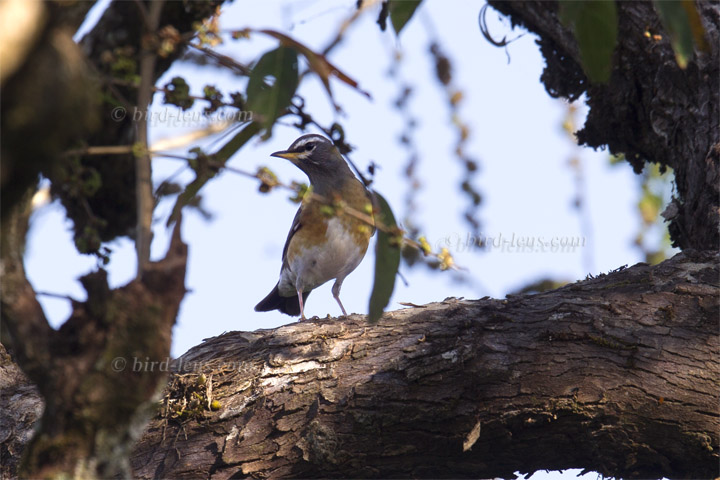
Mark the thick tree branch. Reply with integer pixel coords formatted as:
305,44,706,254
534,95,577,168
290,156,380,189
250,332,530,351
3,218,188,478
120,250,720,479
2,253,717,478
0,2,225,477
1,196,188,478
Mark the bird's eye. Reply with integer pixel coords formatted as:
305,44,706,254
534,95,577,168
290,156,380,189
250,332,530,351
303,142,315,152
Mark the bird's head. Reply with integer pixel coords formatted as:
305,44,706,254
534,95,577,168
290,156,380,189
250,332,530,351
271,134,351,188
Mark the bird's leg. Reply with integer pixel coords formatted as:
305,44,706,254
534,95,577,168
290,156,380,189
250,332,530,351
331,280,348,317
297,288,306,321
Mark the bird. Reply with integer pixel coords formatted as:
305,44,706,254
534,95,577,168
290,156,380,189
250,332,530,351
254,134,375,320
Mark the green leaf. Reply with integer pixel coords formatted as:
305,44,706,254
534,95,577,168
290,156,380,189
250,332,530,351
246,46,298,136
167,122,261,227
681,0,709,52
257,29,372,110
654,0,699,69
559,1,618,83
389,0,422,36
368,192,400,323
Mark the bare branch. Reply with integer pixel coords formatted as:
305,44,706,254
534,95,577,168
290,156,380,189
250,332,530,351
134,0,165,277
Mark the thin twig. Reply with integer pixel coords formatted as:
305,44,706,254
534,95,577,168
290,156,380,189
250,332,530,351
35,291,80,302
134,0,165,277
322,0,383,57
188,43,252,76
63,145,135,157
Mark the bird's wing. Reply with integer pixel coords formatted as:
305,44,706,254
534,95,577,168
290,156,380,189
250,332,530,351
281,206,303,269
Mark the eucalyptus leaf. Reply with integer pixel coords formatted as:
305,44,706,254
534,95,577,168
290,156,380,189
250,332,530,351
560,1,618,83
368,192,400,323
389,0,422,36
654,0,699,69
246,46,298,135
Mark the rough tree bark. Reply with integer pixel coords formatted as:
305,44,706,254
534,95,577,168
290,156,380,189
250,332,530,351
0,1,222,478
1,195,188,479
1,1,719,479
2,251,717,479
101,250,720,478
133,2,720,478
487,1,719,250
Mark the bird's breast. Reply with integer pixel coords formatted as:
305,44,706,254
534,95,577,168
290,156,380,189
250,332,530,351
280,215,371,295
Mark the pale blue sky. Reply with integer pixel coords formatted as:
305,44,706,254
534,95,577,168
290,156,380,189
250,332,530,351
25,4,647,478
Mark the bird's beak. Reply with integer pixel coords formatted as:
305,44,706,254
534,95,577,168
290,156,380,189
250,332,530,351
270,150,300,161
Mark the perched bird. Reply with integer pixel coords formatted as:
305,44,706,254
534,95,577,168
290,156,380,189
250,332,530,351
255,134,374,320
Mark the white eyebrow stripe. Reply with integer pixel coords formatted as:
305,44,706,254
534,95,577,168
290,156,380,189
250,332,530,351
289,135,331,150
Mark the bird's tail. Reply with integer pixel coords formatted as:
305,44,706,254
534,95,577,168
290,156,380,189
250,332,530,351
254,284,310,317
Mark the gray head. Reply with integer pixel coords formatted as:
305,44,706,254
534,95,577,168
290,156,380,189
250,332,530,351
270,134,353,191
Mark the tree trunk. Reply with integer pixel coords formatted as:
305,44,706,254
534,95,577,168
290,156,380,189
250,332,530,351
486,1,720,251
108,250,718,479
0,2,223,477
1,197,188,479
0,344,42,480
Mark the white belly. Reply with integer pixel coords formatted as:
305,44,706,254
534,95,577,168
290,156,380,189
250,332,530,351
278,217,366,296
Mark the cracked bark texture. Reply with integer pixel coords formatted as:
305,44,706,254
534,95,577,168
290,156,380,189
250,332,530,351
0,345,42,480
487,1,720,250
0,1,223,477
1,196,188,479
124,250,718,479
